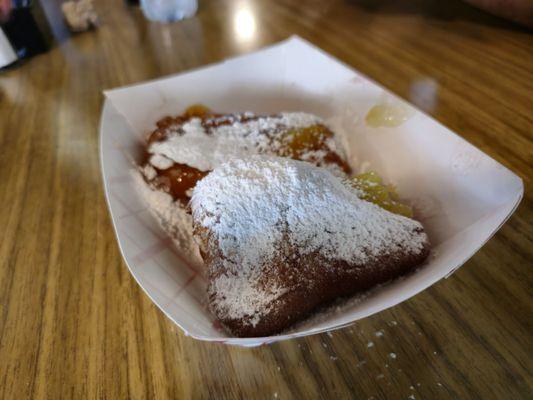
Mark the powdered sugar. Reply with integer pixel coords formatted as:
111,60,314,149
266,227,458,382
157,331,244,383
191,156,427,325
298,148,344,176
132,170,202,265
141,164,157,180
149,154,174,170
148,112,325,171
211,274,286,327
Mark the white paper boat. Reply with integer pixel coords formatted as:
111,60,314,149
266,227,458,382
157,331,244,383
100,36,523,347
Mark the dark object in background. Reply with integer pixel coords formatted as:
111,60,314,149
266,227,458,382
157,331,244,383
1,0,53,60
463,0,533,28
125,0,139,4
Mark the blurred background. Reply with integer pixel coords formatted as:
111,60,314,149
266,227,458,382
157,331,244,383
0,1,531,400
0,0,531,71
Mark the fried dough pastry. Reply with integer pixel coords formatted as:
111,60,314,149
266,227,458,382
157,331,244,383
141,105,351,205
191,156,430,337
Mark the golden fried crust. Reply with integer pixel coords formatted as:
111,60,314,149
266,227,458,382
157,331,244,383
195,224,430,338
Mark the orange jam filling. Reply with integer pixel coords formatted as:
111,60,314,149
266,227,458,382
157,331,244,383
277,125,351,174
151,163,208,205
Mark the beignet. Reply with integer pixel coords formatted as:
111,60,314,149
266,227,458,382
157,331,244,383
191,156,429,337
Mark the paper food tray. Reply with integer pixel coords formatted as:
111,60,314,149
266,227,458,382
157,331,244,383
100,36,523,347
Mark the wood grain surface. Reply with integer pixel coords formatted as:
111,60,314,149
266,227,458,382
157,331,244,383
0,0,532,399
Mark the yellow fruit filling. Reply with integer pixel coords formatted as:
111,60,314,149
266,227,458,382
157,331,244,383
349,171,413,218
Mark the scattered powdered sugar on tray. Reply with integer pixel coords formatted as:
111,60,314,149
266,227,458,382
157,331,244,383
286,291,370,333
132,170,202,266
191,156,428,326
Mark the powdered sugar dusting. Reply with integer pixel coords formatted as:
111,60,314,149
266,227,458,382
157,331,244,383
298,149,345,177
132,171,202,265
149,154,174,170
148,112,326,171
212,274,286,327
191,156,428,325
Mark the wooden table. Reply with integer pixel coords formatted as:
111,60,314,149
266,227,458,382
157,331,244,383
1,0,531,398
